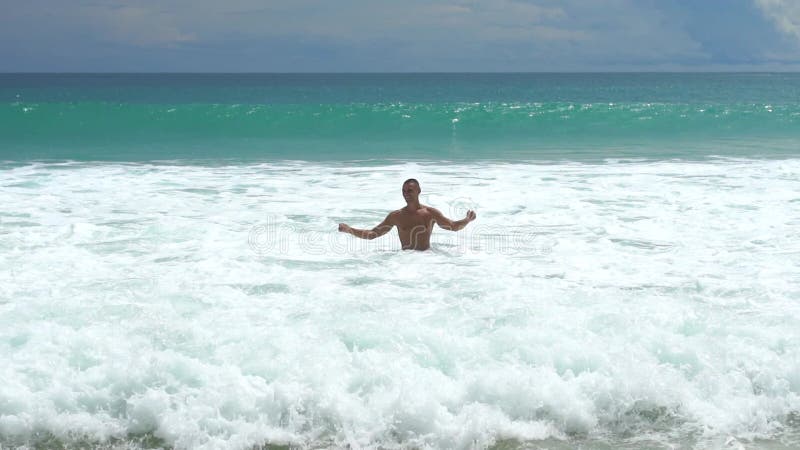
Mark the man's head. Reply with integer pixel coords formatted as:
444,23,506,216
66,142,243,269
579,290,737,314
402,178,421,203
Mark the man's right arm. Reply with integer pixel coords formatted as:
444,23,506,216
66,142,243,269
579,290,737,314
338,212,395,240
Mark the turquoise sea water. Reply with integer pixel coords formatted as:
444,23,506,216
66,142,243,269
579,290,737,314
2,74,800,449
2,73,800,161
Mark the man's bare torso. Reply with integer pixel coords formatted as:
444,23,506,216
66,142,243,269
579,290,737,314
390,205,436,250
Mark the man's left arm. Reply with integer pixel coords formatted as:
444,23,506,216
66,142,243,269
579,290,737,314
430,207,476,231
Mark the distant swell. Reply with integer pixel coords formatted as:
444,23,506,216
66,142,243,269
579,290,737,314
2,101,799,162
3,101,799,139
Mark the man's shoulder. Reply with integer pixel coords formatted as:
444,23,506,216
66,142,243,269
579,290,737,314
422,205,443,215
386,209,404,221
392,205,441,217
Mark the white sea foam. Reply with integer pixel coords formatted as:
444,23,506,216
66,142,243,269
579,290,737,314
1,159,799,449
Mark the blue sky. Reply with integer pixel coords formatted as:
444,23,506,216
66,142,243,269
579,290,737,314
1,0,799,71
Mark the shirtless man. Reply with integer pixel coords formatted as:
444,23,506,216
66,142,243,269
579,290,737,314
338,178,477,250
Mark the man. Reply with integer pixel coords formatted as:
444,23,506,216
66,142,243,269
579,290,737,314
338,178,477,251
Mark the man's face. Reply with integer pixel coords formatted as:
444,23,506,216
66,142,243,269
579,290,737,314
402,182,420,202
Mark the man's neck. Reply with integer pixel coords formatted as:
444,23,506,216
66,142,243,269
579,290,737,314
405,200,421,210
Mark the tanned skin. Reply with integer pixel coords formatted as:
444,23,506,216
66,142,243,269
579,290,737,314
338,179,476,251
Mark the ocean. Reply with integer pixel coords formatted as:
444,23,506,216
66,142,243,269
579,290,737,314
1,73,799,449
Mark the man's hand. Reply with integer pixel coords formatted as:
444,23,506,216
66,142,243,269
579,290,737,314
465,210,477,222
338,223,352,233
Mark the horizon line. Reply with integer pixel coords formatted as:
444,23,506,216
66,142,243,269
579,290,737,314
2,70,800,75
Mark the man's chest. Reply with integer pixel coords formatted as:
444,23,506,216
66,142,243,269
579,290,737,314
396,212,434,230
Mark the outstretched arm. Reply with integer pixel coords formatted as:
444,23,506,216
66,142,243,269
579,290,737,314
431,207,476,231
338,213,395,240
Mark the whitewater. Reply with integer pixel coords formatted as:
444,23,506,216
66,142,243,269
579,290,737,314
2,158,799,449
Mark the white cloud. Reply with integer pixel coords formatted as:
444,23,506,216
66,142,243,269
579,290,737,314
138,0,704,66
88,5,196,46
129,0,711,69
11,0,788,70
4,2,199,47
753,0,800,41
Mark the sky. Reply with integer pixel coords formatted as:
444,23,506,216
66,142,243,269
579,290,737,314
1,0,799,72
